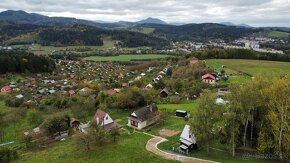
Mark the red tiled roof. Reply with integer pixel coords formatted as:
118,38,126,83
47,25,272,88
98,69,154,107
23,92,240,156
202,74,215,80
93,109,107,124
107,89,117,95
122,83,129,87
68,90,75,95
189,60,198,64
1,85,11,92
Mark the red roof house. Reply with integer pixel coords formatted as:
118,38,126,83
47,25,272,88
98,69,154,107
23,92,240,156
189,60,198,65
1,86,11,93
202,74,216,84
107,89,117,95
92,109,119,131
68,90,76,95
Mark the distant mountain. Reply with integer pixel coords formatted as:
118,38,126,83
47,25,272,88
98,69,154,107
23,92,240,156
0,10,100,27
136,17,167,25
220,22,252,28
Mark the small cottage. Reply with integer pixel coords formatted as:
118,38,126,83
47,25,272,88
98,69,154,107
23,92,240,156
160,88,169,98
202,74,216,84
1,85,11,93
128,104,160,130
92,109,119,131
180,125,197,152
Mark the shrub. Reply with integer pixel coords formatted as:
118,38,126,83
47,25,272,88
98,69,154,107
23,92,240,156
0,147,18,162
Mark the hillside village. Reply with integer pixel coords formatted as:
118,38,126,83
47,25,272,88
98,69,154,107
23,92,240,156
0,8,290,163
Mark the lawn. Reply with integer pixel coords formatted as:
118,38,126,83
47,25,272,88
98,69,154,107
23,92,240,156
130,27,155,34
158,100,198,115
210,59,290,77
268,31,289,38
17,133,177,163
84,54,171,62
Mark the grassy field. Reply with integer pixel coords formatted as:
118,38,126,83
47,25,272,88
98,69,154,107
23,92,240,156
84,54,171,62
210,59,290,77
206,59,251,84
130,27,155,34
17,133,177,163
268,31,290,38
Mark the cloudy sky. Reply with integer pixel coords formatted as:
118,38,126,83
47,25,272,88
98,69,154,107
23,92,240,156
0,0,290,27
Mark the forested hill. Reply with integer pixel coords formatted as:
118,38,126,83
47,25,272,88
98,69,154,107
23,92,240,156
0,23,170,48
143,23,263,42
0,51,55,74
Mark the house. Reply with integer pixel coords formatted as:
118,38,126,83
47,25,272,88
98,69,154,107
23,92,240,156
128,104,160,130
68,90,75,96
92,109,119,131
189,60,198,65
122,83,129,87
15,94,24,99
79,87,91,95
107,89,117,95
160,88,169,98
179,125,197,152
145,84,153,89
70,118,80,128
202,74,216,84
1,85,11,93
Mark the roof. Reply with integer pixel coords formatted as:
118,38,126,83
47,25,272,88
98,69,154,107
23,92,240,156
180,125,196,144
160,88,169,95
93,109,107,124
202,74,216,80
68,90,75,95
189,60,198,64
176,110,187,113
103,122,120,131
107,89,117,95
122,83,129,87
130,104,159,122
1,85,11,91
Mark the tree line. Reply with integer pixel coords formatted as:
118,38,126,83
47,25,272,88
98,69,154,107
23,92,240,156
192,48,290,62
0,51,55,74
191,75,289,160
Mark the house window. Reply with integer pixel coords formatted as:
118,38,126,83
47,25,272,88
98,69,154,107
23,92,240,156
106,117,108,120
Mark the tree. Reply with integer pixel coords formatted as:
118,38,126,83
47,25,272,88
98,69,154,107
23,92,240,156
42,113,70,136
27,109,43,127
89,122,107,146
114,87,146,109
190,89,223,154
260,76,290,160
225,84,244,157
109,126,121,142
73,131,93,151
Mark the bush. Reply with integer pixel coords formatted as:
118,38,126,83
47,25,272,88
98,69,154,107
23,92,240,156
27,109,43,127
0,147,18,162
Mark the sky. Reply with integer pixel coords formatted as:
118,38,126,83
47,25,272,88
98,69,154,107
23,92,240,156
0,0,290,27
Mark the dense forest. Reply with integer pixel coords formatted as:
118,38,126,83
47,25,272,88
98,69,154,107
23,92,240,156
0,51,55,74
146,23,263,42
0,22,170,48
193,48,290,62
38,26,169,48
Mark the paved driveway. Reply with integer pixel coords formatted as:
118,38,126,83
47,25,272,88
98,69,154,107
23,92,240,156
145,135,218,163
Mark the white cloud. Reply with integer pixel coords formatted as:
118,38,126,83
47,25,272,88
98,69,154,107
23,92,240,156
0,0,290,26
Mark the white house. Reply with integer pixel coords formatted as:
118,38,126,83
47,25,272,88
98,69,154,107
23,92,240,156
92,109,119,131
128,104,160,130
179,125,197,152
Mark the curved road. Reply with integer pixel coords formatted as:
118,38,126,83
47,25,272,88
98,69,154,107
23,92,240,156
145,134,218,163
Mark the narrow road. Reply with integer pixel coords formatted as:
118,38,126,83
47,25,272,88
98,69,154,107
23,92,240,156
145,135,218,163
